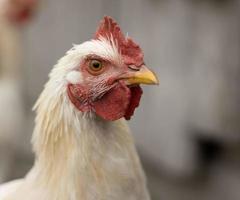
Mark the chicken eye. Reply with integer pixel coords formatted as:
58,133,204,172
89,60,103,73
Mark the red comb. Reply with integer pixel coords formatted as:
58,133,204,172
95,16,144,67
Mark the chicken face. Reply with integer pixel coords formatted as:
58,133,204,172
0,0,38,24
67,17,158,121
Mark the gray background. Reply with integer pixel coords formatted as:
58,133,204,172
2,0,240,199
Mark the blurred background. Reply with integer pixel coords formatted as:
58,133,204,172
0,0,240,199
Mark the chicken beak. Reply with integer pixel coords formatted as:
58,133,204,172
125,65,159,85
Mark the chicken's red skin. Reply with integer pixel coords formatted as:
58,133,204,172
95,16,144,68
68,80,142,121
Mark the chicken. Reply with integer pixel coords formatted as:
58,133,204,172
0,0,38,182
0,16,159,200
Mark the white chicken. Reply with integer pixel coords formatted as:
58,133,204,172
0,16,158,200
0,0,37,182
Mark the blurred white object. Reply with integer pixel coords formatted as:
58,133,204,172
0,80,24,182
0,18,24,183
0,0,37,182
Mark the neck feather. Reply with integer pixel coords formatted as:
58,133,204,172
29,81,136,200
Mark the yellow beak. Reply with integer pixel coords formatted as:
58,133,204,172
125,65,159,85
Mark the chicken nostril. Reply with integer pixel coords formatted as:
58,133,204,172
128,65,140,71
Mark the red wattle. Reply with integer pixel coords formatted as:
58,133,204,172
93,82,130,121
124,86,142,120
